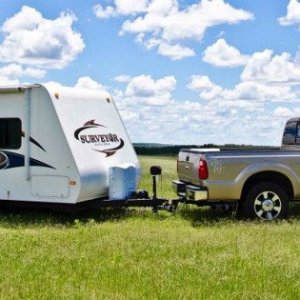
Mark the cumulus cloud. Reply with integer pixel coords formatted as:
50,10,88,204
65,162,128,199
94,0,253,60
125,74,176,105
114,74,132,83
75,76,106,91
241,49,300,83
188,75,216,90
203,39,249,67
0,76,19,86
186,44,300,144
278,0,300,26
0,6,85,69
225,81,296,102
157,42,195,60
112,73,275,144
93,0,148,18
0,63,46,86
40,75,296,146
189,73,298,103
273,106,294,118
0,63,45,79
93,5,117,19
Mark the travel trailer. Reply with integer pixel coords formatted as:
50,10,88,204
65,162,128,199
0,84,140,205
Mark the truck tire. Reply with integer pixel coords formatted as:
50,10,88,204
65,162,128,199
239,182,289,220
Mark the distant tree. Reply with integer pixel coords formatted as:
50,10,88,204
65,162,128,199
134,144,278,156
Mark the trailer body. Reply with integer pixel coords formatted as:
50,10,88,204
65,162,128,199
0,84,140,204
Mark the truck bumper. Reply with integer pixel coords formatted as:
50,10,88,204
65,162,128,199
172,180,208,201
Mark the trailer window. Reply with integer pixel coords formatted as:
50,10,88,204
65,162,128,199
282,121,297,145
0,118,22,149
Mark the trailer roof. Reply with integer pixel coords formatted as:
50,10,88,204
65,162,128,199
0,84,41,93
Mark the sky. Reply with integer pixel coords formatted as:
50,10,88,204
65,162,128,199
0,0,300,146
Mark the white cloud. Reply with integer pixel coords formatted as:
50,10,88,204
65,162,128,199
42,81,63,90
114,74,132,83
114,73,268,144
95,0,253,60
120,0,253,41
0,63,46,86
0,6,85,69
93,0,148,18
185,46,300,144
0,63,46,79
224,81,296,102
0,76,19,86
188,75,216,90
203,39,249,67
241,49,300,83
157,42,195,60
53,75,298,146
188,73,298,103
278,0,300,26
273,106,294,118
75,76,106,91
125,74,176,105
188,75,223,100
93,5,117,19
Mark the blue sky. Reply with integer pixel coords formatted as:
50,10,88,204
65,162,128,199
0,0,300,145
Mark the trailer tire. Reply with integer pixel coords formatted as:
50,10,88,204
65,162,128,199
238,182,289,220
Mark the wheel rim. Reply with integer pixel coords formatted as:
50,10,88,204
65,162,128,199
253,191,282,220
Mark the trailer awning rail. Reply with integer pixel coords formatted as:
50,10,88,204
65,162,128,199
0,84,41,93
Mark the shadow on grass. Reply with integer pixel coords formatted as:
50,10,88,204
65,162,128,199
0,204,173,228
178,202,300,226
177,204,236,227
0,206,128,228
1,201,300,228
0,204,236,228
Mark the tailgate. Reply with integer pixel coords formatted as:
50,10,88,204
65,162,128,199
177,148,220,185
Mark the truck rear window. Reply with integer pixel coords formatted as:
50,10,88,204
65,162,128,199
0,118,22,149
282,121,297,145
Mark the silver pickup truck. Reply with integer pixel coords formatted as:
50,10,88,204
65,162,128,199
173,117,300,220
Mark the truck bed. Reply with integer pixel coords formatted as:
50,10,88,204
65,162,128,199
177,148,300,201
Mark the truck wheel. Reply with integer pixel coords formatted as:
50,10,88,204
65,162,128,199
239,182,289,220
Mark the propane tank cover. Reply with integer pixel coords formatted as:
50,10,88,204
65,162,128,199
109,164,136,200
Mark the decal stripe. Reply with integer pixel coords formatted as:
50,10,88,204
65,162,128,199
1,151,55,170
29,137,46,152
21,132,46,152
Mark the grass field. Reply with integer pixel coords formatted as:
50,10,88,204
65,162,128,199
138,155,177,199
1,156,300,299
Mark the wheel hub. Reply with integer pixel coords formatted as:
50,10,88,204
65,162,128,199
262,199,274,212
253,190,282,220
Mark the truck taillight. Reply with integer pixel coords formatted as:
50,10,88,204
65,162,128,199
198,158,208,179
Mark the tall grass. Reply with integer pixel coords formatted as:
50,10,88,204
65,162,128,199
0,156,300,299
138,155,177,199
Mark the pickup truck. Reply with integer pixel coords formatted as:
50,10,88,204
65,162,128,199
173,117,300,220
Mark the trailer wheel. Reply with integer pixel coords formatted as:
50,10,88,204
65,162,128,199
239,182,289,220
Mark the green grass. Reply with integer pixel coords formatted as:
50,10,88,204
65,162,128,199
1,156,300,299
138,155,177,199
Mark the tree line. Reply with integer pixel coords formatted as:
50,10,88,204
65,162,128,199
134,144,279,156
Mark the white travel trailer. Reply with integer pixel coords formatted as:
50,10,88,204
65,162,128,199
0,84,140,205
